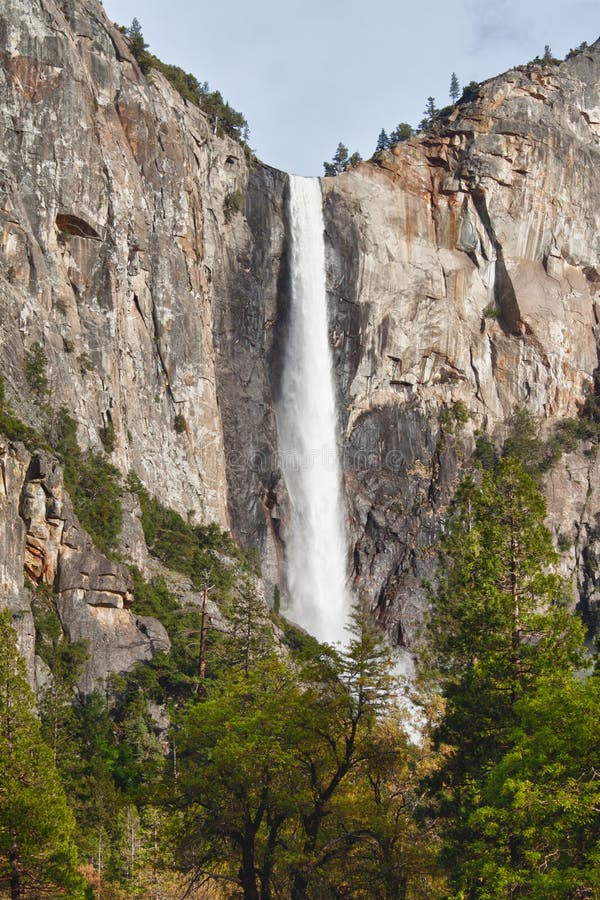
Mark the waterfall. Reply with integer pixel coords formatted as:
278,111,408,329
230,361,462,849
276,175,349,645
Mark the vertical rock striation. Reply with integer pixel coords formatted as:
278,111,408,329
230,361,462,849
322,44,600,643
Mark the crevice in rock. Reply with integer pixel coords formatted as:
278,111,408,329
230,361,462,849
132,292,149,329
149,301,176,406
471,187,522,335
494,254,523,335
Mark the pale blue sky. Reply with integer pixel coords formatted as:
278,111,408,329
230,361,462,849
102,0,598,176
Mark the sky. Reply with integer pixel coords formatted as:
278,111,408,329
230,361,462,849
102,0,598,176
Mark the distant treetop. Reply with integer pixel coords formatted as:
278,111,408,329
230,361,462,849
121,19,249,145
323,142,362,176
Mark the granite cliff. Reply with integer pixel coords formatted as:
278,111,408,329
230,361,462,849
1,0,600,682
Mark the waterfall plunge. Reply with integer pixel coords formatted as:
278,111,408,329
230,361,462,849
276,175,350,645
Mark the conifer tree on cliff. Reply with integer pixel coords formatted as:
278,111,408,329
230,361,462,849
0,610,86,899
425,455,585,895
449,71,460,102
375,128,390,153
389,122,413,143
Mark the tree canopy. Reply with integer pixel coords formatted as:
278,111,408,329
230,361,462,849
0,611,86,899
424,455,590,897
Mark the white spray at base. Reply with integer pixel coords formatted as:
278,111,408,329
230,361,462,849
276,175,349,645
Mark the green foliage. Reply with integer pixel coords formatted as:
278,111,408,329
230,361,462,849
0,397,121,554
461,673,600,898
494,395,600,486
460,80,481,101
125,17,150,71
323,142,362,176
176,657,305,895
0,611,87,898
223,189,243,223
425,456,586,895
127,472,252,591
390,121,414,143
31,583,88,679
572,368,600,441
557,531,573,552
53,409,123,555
67,454,122,555
173,412,187,434
220,577,275,675
172,600,435,899
439,399,470,434
373,123,414,152
99,420,116,453
275,613,324,659
526,45,561,67
129,569,202,699
77,352,94,374
502,406,561,480
554,416,581,452
483,300,498,318
473,433,498,469
566,41,588,60
418,96,438,131
449,71,460,102
375,128,389,153
0,374,45,449
24,340,49,396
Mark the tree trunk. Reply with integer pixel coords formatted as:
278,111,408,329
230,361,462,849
9,833,20,900
239,836,259,900
291,873,308,900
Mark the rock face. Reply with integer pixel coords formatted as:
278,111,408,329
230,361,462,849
0,440,36,681
0,0,239,524
321,47,600,643
2,0,600,659
1,440,169,691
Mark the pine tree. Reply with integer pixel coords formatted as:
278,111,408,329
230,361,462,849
389,122,413,144
464,673,600,896
375,129,389,153
449,71,460,102
0,611,86,899
223,577,274,676
425,457,586,894
323,142,360,176
418,97,437,131
126,18,150,72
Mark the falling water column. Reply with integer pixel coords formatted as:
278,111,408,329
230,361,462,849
276,175,349,644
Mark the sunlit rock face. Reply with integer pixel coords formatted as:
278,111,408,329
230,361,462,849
2,0,600,653
321,45,600,644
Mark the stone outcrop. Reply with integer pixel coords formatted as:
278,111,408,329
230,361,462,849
2,0,600,658
0,439,36,681
1,440,169,691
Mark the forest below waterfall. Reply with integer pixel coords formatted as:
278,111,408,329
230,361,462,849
1,406,599,900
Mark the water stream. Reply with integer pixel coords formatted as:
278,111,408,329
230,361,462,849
275,175,349,644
